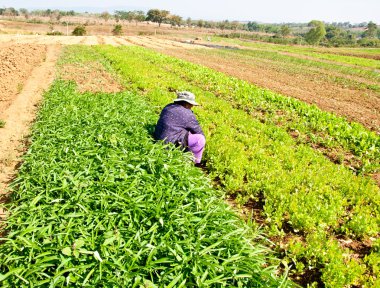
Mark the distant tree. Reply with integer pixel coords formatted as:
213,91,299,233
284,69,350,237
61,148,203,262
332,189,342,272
197,20,205,28
363,21,377,38
280,25,291,37
100,11,111,22
50,10,61,22
325,25,355,46
146,9,169,27
45,9,52,17
186,17,192,27
72,25,86,36
305,20,326,45
264,24,279,34
204,21,216,29
115,10,146,25
230,21,242,31
206,21,212,28
134,11,146,25
124,11,135,23
247,21,261,32
169,15,182,27
112,24,123,35
19,8,29,19
4,7,19,17
114,10,128,22
217,20,228,31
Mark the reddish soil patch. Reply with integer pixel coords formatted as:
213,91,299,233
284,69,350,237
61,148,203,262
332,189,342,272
59,62,123,93
0,44,46,114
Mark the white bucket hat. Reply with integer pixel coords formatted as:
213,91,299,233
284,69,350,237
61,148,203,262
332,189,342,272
174,91,199,106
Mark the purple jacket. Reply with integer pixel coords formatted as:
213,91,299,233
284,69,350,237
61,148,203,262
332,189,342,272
154,103,204,147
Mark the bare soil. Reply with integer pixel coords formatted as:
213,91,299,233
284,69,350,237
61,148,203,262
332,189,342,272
0,44,46,113
0,45,61,220
59,62,123,93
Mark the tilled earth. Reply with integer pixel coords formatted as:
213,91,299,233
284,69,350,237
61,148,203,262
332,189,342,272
0,44,46,115
0,44,59,211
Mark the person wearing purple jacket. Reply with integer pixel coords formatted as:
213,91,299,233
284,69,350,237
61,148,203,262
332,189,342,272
154,91,206,165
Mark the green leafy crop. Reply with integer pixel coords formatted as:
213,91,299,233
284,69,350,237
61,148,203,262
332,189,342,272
0,81,288,287
92,45,379,287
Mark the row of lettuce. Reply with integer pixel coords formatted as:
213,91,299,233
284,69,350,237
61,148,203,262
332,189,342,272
92,45,380,287
0,80,288,286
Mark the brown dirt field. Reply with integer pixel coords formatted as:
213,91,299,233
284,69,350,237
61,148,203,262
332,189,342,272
59,62,123,93
125,36,209,50
0,44,46,115
103,36,121,46
0,45,61,220
114,37,133,46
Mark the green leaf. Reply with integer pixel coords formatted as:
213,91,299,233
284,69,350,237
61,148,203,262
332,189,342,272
103,236,116,246
61,247,72,256
74,239,85,249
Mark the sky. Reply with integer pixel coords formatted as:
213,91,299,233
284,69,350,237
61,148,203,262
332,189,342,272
1,0,379,23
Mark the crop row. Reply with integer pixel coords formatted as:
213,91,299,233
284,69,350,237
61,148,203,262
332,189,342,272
94,45,380,287
207,48,379,92
177,50,380,173
105,46,380,174
0,81,286,287
203,48,380,94
210,37,380,70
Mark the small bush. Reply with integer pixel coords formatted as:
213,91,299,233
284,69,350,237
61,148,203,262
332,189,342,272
72,25,86,36
138,31,155,36
0,119,5,128
47,31,63,36
112,24,123,36
27,19,43,24
358,38,380,47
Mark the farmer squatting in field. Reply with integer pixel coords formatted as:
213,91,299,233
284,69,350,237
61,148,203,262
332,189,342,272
154,91,206,166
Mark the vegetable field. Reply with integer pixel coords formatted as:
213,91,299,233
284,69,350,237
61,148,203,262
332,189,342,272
0,42,379,287
0,80,287,286
92,45,379,287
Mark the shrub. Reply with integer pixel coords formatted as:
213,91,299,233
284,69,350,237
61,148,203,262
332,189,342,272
72,25,86,36
47,31,63,36
112,24,123,36
358,38,380,47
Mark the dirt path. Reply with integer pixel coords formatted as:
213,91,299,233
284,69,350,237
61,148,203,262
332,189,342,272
0,45,61,220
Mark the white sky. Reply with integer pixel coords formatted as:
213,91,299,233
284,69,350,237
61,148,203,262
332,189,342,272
1,0,379,23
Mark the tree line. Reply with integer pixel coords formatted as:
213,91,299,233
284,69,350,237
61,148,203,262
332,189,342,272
1,7,379,47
